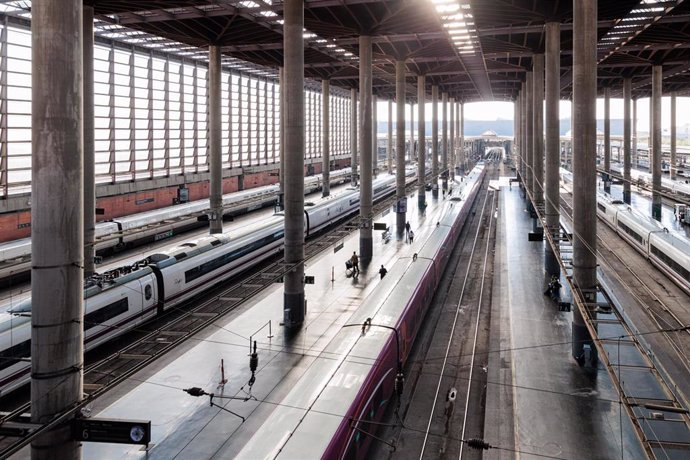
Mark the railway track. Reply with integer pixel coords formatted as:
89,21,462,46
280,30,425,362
0,177,419,457
375,162,497,459
559,196,690,380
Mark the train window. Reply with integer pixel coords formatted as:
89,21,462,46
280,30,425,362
84,298,129,331
650,245,690,281
184,231,284,283
597,203,607,213
144,285,152,300
0,339,31,371
617,221,643,244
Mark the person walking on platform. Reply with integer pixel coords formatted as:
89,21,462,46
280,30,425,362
409,230,414,244
405,221,411,242
350,251,359,276
379,265,387,279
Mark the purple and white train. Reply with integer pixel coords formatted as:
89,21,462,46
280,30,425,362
235,163,486,459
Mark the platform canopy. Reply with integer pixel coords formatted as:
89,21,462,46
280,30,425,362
3,0,690,101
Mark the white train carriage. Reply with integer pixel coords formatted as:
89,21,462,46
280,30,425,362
156,228,283,306
0,268,159,396
596,193,626,228
614,206,665,253
648,231,690,293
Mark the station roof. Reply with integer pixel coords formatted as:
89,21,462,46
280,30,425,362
3,0,690,101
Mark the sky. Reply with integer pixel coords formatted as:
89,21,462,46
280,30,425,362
375,96,690,132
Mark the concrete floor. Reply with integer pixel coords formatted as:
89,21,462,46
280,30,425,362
484,183,644,460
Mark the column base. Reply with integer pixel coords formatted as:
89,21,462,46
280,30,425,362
652,201,662,221
622,188,631,205
571,321,598,366
545,245,560,276
360,233,373,262
283,292,305,328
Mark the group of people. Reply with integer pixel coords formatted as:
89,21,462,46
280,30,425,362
347,221,416,280
347,251,387,280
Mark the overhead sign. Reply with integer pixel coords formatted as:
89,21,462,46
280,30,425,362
73,418,151,446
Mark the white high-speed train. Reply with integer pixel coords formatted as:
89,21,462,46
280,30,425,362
0,168,351,284
608,163,690,197
0,170,413,396
597,193,690,294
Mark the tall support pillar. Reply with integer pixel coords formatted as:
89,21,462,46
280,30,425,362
632,97,638,168
372,94,377,177
652,65,662,221
387,99,393,174
514,92,520,169
322,79,331,197
571,0,598,364
431,85,439,190
670,92,677,180
525,71,533,196
458,102,467,174
521,84,527,180
533,54,544,207
32,1,84,457
544,23,560,275
359,36,373,261
209,45,223,234
395,60,407,229
83,5,95,277
410,102,414,161
442,92,448,184
417,75,426,205
283,0,305,327
623,78,632,204
449,97,455,180
278,67,285,210
350,87,358,185
604,86,611,193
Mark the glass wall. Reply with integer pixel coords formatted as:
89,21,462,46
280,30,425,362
0,22,352,197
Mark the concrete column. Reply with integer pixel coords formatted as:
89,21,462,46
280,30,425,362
604,87,611,179
442,92,448,182
387,98,393,174
432,85,439,187
350,87,358,185
283,0,305,326
32,1,83,457
652,65,662,221
83,5,95,277
372,94,377,176
671,92,677,180
533,54,544,207
545,22,560,274
322,79,330,197
417,75,426,205
209,45,223,234
623,78,632,204
449,97,455,180
458,103,467,174
571,0,598,364
410,102,414,161
359,35,373,261
455,101,460,171
632,97,638,168
525,71,533,196
515,91,520,169
521,84,526,179
278,67,285,210
396,60,407,229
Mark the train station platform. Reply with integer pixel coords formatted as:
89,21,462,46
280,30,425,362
484,183,644,459
60,177,466,459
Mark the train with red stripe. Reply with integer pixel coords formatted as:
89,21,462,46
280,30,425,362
0,170,413,396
